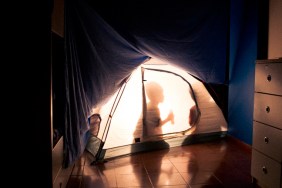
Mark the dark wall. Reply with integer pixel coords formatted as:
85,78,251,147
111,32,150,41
52,32,65,147
9,0,53,187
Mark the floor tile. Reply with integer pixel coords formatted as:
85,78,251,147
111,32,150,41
116,174,152,187
115,163,147,175
81,175,107,188
145,162,179,174
149,172,187,186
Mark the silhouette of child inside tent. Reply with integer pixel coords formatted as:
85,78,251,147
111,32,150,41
143,81,174,139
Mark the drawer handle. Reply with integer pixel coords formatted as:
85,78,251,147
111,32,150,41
265,106,270,113
264,137,269,144
267,75,271,82
262,166,267,174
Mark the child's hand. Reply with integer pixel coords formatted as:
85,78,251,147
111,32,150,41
168,111,174,124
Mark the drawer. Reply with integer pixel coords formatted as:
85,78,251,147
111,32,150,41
251,149,281,188
253,121,282,162
253,93,282,129
255,62,282,95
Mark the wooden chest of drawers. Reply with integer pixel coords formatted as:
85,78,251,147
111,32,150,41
251,58,282,188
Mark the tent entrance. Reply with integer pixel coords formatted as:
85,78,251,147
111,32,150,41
140,66,201,142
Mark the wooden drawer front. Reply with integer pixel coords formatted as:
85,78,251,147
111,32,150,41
253,121,282,162
251,149,281,188
254,93,282,129
255,63,282,95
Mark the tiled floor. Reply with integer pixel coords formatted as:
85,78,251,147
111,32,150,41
66,135,257,188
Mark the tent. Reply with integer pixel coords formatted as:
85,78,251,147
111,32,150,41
63,0,229,167
85,59,227,163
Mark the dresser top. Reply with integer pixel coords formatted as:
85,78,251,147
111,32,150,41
256,58,282,64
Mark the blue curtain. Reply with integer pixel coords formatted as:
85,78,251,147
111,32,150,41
228,0,258,144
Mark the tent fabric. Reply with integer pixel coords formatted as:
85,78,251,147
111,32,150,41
64,0,228,167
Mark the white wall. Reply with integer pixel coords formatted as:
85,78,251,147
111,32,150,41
268,0,282,59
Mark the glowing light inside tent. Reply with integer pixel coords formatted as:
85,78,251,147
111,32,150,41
98,66,144,148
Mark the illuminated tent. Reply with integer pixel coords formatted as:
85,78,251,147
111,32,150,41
64,0,229,166
85,60,227,163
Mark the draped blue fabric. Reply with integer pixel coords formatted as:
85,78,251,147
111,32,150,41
64,0,228,167
228,0,257,145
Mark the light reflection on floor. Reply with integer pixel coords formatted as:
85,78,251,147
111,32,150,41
65,135,255,188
